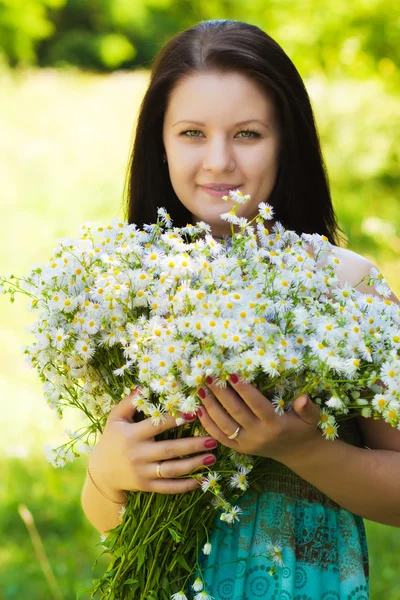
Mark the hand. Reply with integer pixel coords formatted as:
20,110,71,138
88,387,219,499
196,375,322,464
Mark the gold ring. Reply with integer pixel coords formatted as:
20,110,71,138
227,426,241,440
156,461,164,478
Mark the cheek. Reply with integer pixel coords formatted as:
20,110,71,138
243,141,278,174
169,148,199,179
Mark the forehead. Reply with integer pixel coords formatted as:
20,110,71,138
164,70,275,124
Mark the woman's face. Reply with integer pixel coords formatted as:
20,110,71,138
162,70,280,237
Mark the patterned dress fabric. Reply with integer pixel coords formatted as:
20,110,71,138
199,419,369,600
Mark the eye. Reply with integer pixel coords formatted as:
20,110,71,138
236,128,261,139
180,129,203,138
179,128,261,139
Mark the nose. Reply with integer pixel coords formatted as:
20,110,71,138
202,137,235,172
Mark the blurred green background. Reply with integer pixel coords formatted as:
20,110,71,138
0,1,399,598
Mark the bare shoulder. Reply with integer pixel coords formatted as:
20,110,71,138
333,246,400,302
333,246,375,292
304,242,375,291
332,248,400,450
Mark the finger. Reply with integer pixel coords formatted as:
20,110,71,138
135,410,195,440
199,388,240,438
292,394,320,425
147,435,218,462
197,404,237,447
228,374,276,422
203,379,256,428
148,453,216,481
109,386,143,422
149,477,203,494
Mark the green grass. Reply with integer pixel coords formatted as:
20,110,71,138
0,65,399,599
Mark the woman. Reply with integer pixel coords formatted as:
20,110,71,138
82,19,400,599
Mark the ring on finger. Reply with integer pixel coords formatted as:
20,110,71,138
227,426,241,440
156,460,164,478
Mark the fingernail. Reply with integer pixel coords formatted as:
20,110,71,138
197,407,203,417
229,374,239,384
204,439,217,449
203,456,216,466
131,385,143,394
183,413,196,421
198,388,207,400
206,376,213,385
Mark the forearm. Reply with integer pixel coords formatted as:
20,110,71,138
81,470,126,536
282,434,400,527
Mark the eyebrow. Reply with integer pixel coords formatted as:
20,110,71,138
172,119,270,129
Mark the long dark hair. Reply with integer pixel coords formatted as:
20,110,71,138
124,19,343,245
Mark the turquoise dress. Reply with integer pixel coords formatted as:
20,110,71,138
199,419,369,600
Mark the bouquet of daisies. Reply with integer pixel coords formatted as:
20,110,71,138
2,189,400,600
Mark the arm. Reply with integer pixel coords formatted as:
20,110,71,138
80,391,217,535
196,251,400,527
81,466,126,537
282,432,400,527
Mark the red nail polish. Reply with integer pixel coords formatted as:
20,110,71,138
206,376,213,385
229,374,239,384
198,387,207,400
203,455,216,466
183,413,196,421
204,439,217,449
197,407,203,417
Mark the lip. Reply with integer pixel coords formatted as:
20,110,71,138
201,183,241,189
200,184,242,197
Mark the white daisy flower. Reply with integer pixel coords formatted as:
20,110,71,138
202,542,212,555
201,472,221,493
258,201,274,220
220,211,244,226
220,505,243,523
113,360,134,377
157,207,174,228
371,394,387,413
194,591,214,600
271,394,286,415
266,539,284,567
322,422,339,440
319,409,336,429
61,295,79,313
226,188,250,204
178,395,199,415
171,592,188,600
53,327,68,350
149,404,168,426
75,338,95,360
325,396,345,411
192,578,203,592
229,466,251,491
380,363,399,387
261,354,280,378
83,317,100,335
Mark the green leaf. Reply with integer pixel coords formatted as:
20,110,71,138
76,587,92,599
161,575,170,591
112,546,125,558
104,566,119,578
176,554,192,573
123,578,138,585
137,544,146,571
168,527,183,543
